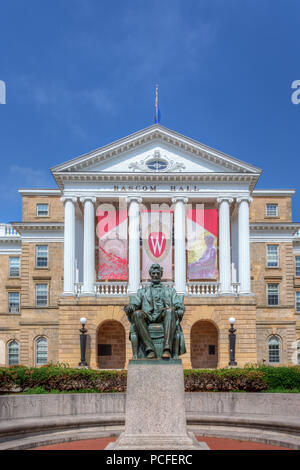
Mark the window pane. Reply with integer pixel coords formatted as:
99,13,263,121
268,336,280,363
267,284,279,305
36,245,48,267
36,284,48,307
36,338,48,365
37,204,48,216
296,257,300,277
296,292,300,313
267,245,279,267
266,204,278,216
8,341,19,366
8,292,19,313
9,257,20,277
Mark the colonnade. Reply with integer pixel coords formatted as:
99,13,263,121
61,195,252,296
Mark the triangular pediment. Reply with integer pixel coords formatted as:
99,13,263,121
51,125,261,178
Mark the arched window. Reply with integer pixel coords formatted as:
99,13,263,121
8,341,19,366
297,341,300,365
36,337,48,366
268,336,280,364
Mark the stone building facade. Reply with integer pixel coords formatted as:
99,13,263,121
0,124,300,369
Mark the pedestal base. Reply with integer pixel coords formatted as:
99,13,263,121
106,359,209,450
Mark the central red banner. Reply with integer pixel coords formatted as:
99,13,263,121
141,211,173,280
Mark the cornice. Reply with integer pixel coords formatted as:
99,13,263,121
11,222,64,232
18,189,61,196
250,222,300,233
53,171,260,192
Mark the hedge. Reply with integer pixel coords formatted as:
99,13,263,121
1,364,300,394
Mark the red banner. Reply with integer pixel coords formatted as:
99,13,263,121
97,209,128,280
187,209,218,280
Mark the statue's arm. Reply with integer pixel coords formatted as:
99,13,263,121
124,290,143,316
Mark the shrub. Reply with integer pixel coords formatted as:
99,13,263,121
257,366,300,391
1,365,300,394
184,368,267,392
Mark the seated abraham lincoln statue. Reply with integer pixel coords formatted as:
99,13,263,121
124,263,186,359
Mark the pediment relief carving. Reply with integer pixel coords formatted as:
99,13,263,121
128,150,186,173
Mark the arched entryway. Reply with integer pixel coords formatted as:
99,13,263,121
97,320,126,369
191,320,218,369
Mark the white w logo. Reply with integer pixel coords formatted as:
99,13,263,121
149,233,165,256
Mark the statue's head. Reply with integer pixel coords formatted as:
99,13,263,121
149,263,163,283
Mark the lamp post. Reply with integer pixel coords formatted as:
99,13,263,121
228,317,237,366
79,317,88,367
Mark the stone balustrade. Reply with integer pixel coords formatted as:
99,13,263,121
0,224,20,237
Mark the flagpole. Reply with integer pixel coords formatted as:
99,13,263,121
155,84,158,124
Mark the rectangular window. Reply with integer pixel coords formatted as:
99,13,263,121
36,284,48,307
266,204,278,217
8,292,20,313
36,245,48,268
36,204,49,216
296,257,300,277
208,345,215,355
9,257,20,277
296,292,300,313
267,283,279,306
267,245,279,267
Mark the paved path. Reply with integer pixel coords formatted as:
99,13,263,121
32,436,290,450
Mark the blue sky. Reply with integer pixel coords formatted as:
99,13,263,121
1,0,300,222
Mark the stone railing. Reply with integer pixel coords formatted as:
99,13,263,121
95,282,127,296
0,224,20,237
74,281,240,297
187,282,220,296
74,282,128,297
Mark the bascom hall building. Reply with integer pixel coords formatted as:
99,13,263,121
1,124,300,369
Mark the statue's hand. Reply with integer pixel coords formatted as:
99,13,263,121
176,308,184,322
124,304,136,316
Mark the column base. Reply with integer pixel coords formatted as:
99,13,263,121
61,292,76,297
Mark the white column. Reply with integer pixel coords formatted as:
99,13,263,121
172,197,188,295
127,196,142,294
61,196,77,295
217,197,233,294
80,197,96,295
237,197,252,294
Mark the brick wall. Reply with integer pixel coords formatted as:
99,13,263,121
250,196,292,222
22,196,64,222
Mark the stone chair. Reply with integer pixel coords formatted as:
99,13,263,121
129,321,181,359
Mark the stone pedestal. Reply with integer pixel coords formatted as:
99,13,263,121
106,359,209,450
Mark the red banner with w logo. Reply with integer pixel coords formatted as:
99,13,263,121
141,211,173,280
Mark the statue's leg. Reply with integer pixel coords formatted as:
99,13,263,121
132,310,156,356
129,325,139,359
173,327,180,359
162,308,177,354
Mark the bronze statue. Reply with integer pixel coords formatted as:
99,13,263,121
124,263,186,359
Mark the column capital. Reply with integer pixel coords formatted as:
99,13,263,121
216,196,233,205
61,196,77,205
171,196,188,204
236,196,253,205
127,196,142,204
79,196,96,204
